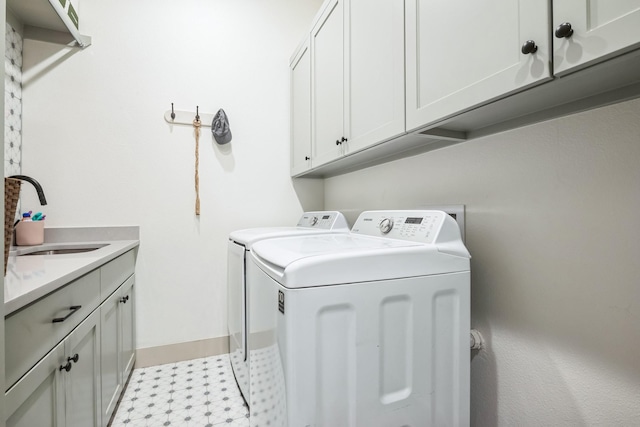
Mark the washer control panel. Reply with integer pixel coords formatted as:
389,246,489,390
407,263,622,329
296,211,349,230
351,210,449,244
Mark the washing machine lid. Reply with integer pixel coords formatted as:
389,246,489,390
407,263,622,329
229,211,349,247
231,227,307,246
250,233,470,288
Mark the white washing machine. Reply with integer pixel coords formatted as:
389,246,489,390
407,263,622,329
247,210,471,427
227,211,349,403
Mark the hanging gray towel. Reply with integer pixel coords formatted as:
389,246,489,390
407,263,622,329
212,108,232,144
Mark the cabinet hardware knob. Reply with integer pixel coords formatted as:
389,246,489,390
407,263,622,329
341,137,348,142
521,40,538,54
555,22,574,39
60,361,72,372
68,354,79,364
304,156,310,160
52,305,82,323
120,295,130,304
336,139,342,145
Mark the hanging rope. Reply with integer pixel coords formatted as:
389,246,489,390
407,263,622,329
193,117,201,216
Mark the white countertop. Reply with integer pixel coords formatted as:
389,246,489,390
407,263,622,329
4,239,139,316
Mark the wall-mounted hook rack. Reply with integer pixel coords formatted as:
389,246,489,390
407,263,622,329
164,105,214,127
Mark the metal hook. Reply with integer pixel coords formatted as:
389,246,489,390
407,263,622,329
195,106,200,121
171,103,175,120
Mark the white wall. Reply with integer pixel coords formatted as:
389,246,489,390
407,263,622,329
324,98,640,425
20,0,324,350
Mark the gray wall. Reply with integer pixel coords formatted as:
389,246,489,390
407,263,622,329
324,97,640,425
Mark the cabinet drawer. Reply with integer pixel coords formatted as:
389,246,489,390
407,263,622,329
101,250,135,300
5,269,100,390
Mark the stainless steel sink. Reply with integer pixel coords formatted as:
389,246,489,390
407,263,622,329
15,244,108,256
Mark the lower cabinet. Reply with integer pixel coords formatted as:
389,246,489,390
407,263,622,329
64,310,102,427
5,310,101,427
100,275,135,426
4,250,136,427
120,277,135,386
5,270,101,390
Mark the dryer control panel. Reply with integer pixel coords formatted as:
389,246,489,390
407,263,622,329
296,211,349,230
351,210,458,244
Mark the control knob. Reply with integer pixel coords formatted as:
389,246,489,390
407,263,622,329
379,218,394,234
310,216,319,226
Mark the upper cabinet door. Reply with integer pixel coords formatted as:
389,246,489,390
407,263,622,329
405,0,551,132
553,0,640,75
345,0,405,154
311,0,346,168
290,37,313,176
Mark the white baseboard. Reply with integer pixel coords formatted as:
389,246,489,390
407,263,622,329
135,336,229,368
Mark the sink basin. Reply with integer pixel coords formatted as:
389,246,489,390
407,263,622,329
15,244,108,256
21,247,101,256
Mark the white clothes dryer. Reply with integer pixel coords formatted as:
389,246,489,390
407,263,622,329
247,210,471,427
227,211,349,402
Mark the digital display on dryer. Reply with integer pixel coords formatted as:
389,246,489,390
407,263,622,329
322,215,330,219
405,217,423,224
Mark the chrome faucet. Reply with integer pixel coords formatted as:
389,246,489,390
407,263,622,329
8,175,47,205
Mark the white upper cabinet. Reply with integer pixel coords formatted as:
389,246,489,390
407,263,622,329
311,0,345,168
346,0,405,154
290,37,312,176
553,0,640,75
292,0,640,178
405,0,551,132
303,0,406,172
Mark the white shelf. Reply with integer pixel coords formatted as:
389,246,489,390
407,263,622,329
8,0,91,48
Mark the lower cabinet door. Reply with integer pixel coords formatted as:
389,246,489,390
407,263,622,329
65,310,101,427
120,276,136,383
100,288,122,426
5,341,66,427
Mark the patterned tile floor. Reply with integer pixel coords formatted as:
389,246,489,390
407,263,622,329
111,354,249,426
